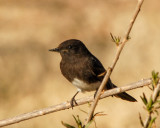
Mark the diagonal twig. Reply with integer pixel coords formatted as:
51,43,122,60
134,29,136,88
85,0,144,124
0,78,151,127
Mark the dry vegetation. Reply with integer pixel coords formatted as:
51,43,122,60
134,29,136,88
0,0,160,128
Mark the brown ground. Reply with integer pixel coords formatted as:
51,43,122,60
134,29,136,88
0,0,160,128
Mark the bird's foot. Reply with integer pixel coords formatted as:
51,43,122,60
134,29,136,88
70,97,78,109
70,91,79,109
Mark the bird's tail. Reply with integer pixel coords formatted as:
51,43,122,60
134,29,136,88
106,79,137,102
114,91,137,102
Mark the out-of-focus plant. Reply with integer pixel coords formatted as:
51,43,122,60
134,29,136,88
139,71,160,128
61,115,93,128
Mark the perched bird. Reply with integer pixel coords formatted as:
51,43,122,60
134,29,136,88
49,39,137,107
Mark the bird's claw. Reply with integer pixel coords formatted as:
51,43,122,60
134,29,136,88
70,97,78,109
70,91,79,109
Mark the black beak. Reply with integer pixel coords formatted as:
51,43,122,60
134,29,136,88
49,48,60,52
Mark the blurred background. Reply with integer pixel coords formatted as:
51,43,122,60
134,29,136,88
0,0,160,127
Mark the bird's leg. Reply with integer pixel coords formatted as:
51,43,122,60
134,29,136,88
94,89,98,99
70,91,79,109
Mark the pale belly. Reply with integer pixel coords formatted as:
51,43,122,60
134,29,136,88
72,78,101,92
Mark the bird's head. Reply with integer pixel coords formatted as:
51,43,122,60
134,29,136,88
49,39,90,59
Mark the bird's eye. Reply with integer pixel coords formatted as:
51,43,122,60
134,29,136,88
91,57,97,62
68,45,72,49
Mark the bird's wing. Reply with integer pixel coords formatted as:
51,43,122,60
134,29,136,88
88,56,106,81
88,56,115,89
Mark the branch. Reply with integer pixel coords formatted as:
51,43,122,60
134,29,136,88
85,0,144,123
0,78,151,127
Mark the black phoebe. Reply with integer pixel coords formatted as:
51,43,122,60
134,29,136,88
49,39,136,107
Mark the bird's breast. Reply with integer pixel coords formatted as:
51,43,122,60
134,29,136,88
72,78,101,92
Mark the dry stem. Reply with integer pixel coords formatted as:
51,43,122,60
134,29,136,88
85,0,144,123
